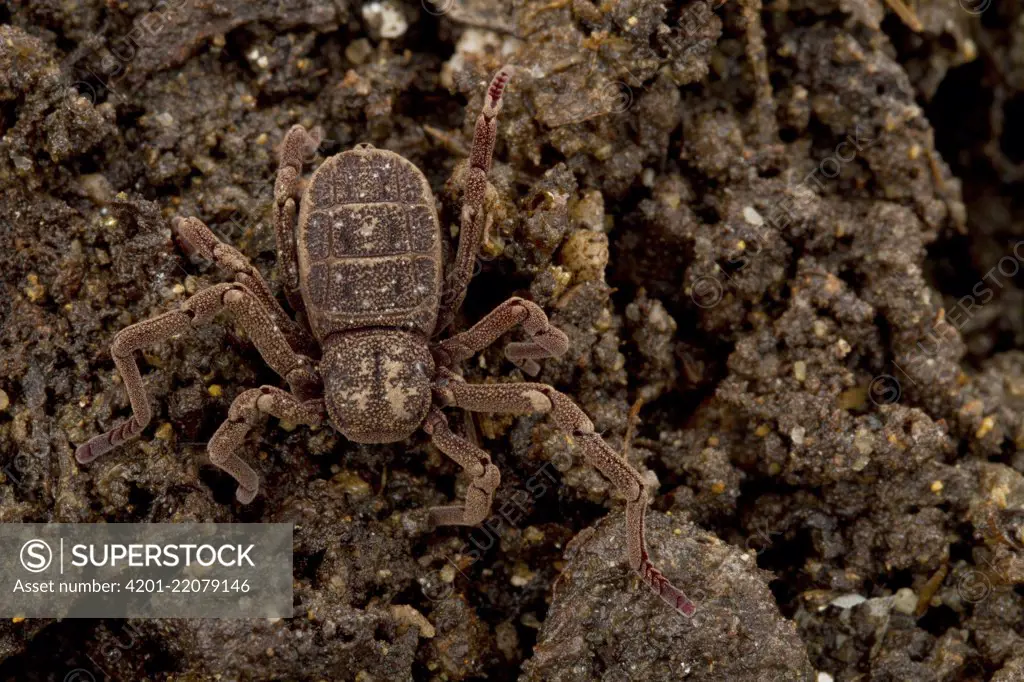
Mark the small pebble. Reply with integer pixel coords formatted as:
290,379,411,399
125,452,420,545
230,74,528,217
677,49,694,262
743,206,764,226
523,526,545,544
333,471,371,497
520,612,542,629
24,274,45,302
0,390,9,412
510,572,532,587
77,173,114,205
362,1,408,39
346,38,373,65
854,428,874,456
390,604,436,638
962,38,977,62
829,593,866,609
560,230,609,282
893,588,918,615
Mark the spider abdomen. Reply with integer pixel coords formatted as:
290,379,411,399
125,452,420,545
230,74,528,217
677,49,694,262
296,146,442,339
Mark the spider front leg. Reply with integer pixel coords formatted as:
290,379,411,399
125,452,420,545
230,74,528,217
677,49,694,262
433,369,696,616
433,297,569,376
174,216,314,355
75,282,320,464
436,66,514,332
274,124,322,316
209,386,324,503
423,408,500,526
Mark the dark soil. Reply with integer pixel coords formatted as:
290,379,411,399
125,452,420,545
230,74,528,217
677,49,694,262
1,0,1023,680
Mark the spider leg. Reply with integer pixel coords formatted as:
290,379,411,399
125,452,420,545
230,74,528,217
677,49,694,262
436,66,514,332
174,216,315,355
433,296,568,376
208,386,324,503
433,369,696,616
274,124,322,317
423,408,500,526
75,282,320,465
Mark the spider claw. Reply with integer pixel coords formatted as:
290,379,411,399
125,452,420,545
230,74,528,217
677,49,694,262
75,439,103,464
235,485,257,504
516,358,541,376
170,217,192,249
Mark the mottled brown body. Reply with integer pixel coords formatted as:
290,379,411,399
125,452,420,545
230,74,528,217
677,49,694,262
296,147,441,442
297,147,442,337
74,66,696,617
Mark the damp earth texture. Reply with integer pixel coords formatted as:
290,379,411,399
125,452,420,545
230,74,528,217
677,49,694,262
1,1,1024,681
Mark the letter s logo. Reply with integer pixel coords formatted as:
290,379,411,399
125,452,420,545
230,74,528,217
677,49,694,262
20,539,53,573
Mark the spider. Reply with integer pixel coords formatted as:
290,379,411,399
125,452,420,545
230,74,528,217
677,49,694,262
75,66,695,616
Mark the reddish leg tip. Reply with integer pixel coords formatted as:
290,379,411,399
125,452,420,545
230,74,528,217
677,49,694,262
74,445,94,465
75,437,108,464
639,554,696,617
487,66,514,104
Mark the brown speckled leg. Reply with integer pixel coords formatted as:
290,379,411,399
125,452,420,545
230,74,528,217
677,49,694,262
75,283,320,465
434,369,696,616
433,297,569,376
423,408,500,527
174,216,314,355
274,124,322,316
209,387,324,503
437,66,514,332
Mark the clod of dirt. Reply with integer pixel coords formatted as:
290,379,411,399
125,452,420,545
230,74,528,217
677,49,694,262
522,511,816,681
